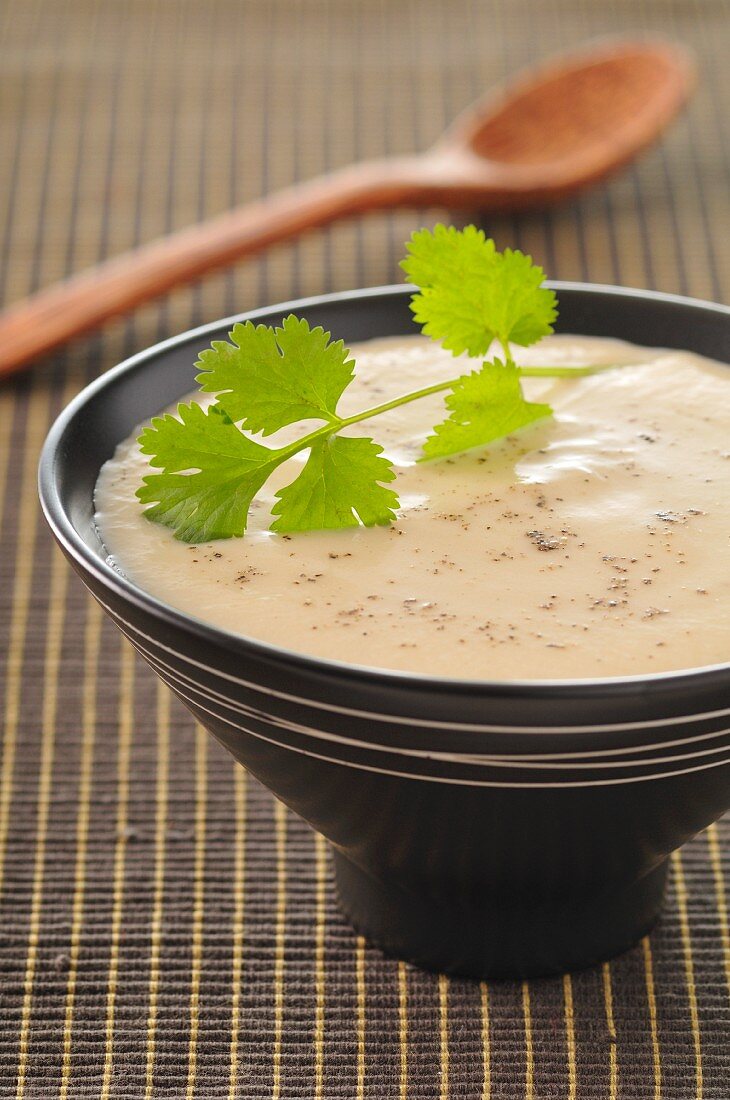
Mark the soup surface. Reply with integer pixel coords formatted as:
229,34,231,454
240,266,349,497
95,334,729,679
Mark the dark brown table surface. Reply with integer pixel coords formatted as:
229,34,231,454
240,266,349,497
1,0,728,1096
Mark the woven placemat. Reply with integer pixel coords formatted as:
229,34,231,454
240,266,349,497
1,0,729,1096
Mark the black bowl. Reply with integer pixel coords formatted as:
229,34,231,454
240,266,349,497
39,284,730,978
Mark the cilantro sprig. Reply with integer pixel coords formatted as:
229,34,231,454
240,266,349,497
136,225,613,542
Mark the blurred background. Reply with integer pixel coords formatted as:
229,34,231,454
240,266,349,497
1,2,729,1097
2,0,729,374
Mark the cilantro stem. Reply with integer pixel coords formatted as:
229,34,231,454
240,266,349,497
518,363,631,378
269,422,339,464
499,339,513,364
267,363,623,466
498,336,624,378
266,379,456,466
337,378,457,428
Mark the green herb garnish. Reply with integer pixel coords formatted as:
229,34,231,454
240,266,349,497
136,225,609,541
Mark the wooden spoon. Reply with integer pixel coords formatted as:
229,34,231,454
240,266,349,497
0,38,693,378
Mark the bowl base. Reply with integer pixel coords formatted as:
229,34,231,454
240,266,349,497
332,849,668,979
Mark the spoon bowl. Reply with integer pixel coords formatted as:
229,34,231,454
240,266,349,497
0,38,694,377
416,39,694,204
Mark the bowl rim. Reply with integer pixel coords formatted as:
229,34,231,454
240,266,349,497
39,280,730,699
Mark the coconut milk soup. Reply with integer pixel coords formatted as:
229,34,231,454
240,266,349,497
95,334,729,679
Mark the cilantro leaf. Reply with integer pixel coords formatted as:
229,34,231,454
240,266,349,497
136,402,282,542
195,314,355,435
401,224,557,357
421,360,552,461
487,249,558,347
402,224,497,292
271,436,398,533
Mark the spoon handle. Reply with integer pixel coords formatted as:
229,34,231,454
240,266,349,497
0,161,414,378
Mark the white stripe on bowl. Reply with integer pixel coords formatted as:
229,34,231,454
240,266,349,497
136,636,730,765
154,667,730,773
96,595,730,737
152,665,730,790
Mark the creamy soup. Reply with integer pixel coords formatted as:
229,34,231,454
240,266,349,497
94,334,729,680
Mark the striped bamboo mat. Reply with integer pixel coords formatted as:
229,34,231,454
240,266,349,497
1,0,729,1096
